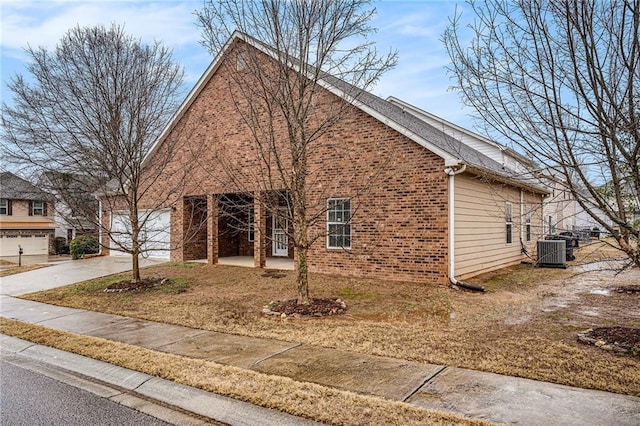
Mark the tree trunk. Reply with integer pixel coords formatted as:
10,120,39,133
617,234,640,268
294,197,310,305
296,244,310,304
130,205,141,284
131,245,141,283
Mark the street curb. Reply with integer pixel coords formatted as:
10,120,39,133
1,334,321,426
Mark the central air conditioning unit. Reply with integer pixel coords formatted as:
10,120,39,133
537,240,567,268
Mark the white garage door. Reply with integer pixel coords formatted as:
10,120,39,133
110,209,171,259
110,212,132,257
0,234,49,257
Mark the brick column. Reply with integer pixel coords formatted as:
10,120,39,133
207,194,218,264
254,192,266,268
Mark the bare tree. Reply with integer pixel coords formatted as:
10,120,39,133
2,24,189,282
443,0,640,267
195,0,397,304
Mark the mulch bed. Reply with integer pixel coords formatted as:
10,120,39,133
261,270,288,279
615,285,640,294
104,277,166,293
578,327,640,355
264,298,347,318
578,286,640,355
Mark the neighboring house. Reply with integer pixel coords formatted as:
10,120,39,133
55,208,98,244
573,196,614,232
534,173,618,236
0,172,57,257
583,179,640,234
100,31,548,284
43,172,99,244
540,174,578,234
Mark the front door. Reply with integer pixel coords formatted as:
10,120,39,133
272,210,288,257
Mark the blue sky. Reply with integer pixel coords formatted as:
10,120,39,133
1,0,475,129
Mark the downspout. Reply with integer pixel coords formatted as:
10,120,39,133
520,190,524,243
445,161,486,292
541,195,546,237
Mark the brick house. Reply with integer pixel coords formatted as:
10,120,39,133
0,172,57,257
101,32,547,285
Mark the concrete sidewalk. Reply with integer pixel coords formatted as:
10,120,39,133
1,334,318,426
2,295,639,425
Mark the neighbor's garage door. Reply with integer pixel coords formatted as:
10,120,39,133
0,234,49,257
109,209,171,259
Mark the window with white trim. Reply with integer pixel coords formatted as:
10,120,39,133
327,198,351,249
236,50,248,71
0,199,8,215
505,202,513,244
31,200,44,216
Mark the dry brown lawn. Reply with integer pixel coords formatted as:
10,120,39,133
0,263,49,277
21,240,640,396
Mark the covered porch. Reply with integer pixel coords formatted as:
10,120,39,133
180,191,293,268
218,256,294,270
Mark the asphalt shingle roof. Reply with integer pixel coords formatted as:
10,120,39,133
320,71,548,193
0,172,52,201
324,72,542,182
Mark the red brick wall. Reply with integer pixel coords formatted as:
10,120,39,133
304,109,449,283
182,196,208,261
140,41,450,284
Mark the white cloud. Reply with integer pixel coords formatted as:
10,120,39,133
1,0,211,97
376,2,456,38
369,1,475,128
1,0,477,130
1,1,201,53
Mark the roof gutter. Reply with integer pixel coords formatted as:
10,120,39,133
445,161,486,292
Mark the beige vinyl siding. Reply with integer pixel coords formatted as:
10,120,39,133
520,199,544,255
454,173,542,278
0,199,56,257
0,199,55,224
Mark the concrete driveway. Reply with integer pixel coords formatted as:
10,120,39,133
0,256,165,296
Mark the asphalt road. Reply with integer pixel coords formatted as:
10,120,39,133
0,360,172,426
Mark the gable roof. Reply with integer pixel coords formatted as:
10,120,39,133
0,172,53,201
143,31,547,194
385,96,535,170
